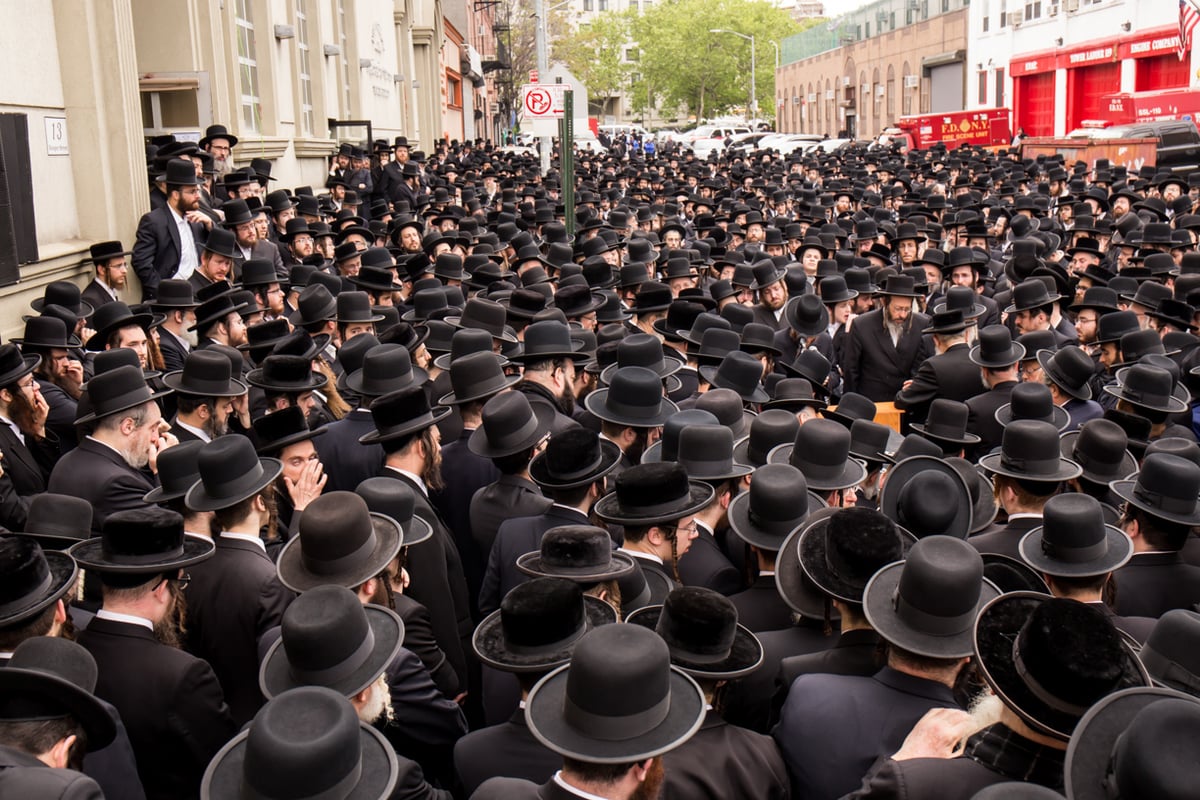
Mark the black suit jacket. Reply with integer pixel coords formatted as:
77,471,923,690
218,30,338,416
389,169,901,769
1114,550,1200,618
677,522,744,596
184,535,295,725
47,436,157,536
776,627,882,708
233,239,287,282
431,429,500,612
78,617,236,800
454,710,560,797
313,409,385,493
394,594,460,698
751,303,787,331
842,309,932,402
0,424,57,498
39,377,79,452
381,468,473,691
722,620,838,734
470,475,552,567
81,279,118,312
662,710,790,800
0,745,104,800
773,666,960,800
157,329,190,374
480,505,591,615
968,515,1043,561
964,381,1017,460
132,205,205,300
729,574,794,632
893,342,982,424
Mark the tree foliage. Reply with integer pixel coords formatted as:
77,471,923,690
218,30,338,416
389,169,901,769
553,11,635,115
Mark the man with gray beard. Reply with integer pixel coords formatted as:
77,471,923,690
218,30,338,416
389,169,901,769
149,280,200,373
199,124,237,179
47,366,177,537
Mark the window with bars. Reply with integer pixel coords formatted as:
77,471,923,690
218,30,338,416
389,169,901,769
338,0,352,116
995,67,1006,107
296,0,314,135
235,0,260,133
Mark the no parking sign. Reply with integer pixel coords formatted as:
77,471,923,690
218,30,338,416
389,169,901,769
521,84,566,119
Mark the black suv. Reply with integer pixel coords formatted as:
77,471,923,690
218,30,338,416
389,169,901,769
1080,121,1200,172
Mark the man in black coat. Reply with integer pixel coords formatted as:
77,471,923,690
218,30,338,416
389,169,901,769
841,276,932,402
181,436,295,726
671,425,748,596
963,324,1024,460
46,366,167,536
73,507,237,800
80,240,131,311
131,159,207,301
0,343,61,502
148,280,199,375
893,309,982,425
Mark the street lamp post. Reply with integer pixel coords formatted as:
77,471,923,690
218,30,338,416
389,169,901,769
710,28,756,122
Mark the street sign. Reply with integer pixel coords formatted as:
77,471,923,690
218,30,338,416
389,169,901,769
529,69,539,83
521,83,566,119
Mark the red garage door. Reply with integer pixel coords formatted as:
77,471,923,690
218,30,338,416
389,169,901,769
1136,52,1191,91
1015,72,1055,136
1067,62,1121,130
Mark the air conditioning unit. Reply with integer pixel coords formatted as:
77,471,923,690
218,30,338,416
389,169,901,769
876,84,886,96
1064,0,1079,10
1047,2,1059,15
907,0,920,9
904,74,919,88
842,76,852,86
1007,10,1024,26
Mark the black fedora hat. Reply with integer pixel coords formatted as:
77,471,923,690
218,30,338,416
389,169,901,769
201,686,399,800
779,349,834,396
69,507,214,574
879,455,974,540
585,366,679,428
1005,278,1062,314
980,419,1081,482
930,285,987,320
432,327,510,371
848,419,900,465
1109,452,1200,526
1065,686,1200,800
155,157,202,186
447,297,519,343
473,577,616,673
1038,345,1096,401
0,636,116,751
995,382,1070,431
864,535,1000,658
199,124,238,149
876,274,923,298
728,463,826,551
260,584,403,699
529,427,621,490
246,354,328,393
969,324,1026,368
593,462,715,527
21,494,93,550
0,535,78,627
1058,419,1137,487
731,409,800,467
1106,362,1189,413
190,292,255,333
1138,609,1200,695
276,491,404,593
438,350,520,406
468,390,554,458
289,284,339,327
767,418,868,491
75,364,171,425
1019,493,1132,578
974,593,1149,741
13,314,79,350
699,350,769,404
946,456,999,534
761,378,827,413
911,398,980,447
346,343,427,398
150,279,199,309
516,525,638,583
819,391,877,430
673,425,754,482
185,435,283,512
638,410,718,466
335,291,385,326
143,440,206,504
252,405,326,457
512,320,589,364
352,477,434,549
162,349,248,397
524,623,706,763
0,342,40,388
599,334,684,385
626,587,763,680
783,294,830,337
85,301,152,351
359,384,451,445
30,280,94,318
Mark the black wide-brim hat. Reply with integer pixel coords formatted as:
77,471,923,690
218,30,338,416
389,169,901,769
184,456,283,513
1064,687,1200,800
69,532,215,574
84,308,153,351
468,403,555,458
1105,366,1190,414
358,404,451,445
863,554,1001,659
524,660,706,764
0,539,78,626
797,510,915,606
1018,520,1132,578
878,455,974,541
909,418,980,446
775,508,843,619
0,660,116,751
766,443,868,491
0,351,40,389
973,592,1149,741
473,595,616,673
626,604,763,680
592,480,715,527
978,447,1082,483
980,553,1051,594
1109,476,1200,526
275,512,405,593
259,604,404,700
994,400,1070,431
726,486,826,552
516,546,638,584
201,714,399,800
245,363,330,394
583,385,679,428
528,438,622,490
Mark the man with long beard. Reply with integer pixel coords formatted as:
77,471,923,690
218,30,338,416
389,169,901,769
72,506,236,800
513,320,589,435
163,350,247,444
0,344,58,510
199,123,237,178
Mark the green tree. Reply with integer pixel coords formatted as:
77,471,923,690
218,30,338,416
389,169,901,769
553,11,635,118
630,0,801,122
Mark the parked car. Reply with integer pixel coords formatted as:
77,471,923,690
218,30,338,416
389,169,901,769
1066,120,1200,173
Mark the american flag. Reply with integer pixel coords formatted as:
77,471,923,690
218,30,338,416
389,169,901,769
1180,0,1200,61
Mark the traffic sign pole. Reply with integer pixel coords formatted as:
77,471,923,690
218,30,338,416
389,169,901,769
563,90,575,237
534,0,550,176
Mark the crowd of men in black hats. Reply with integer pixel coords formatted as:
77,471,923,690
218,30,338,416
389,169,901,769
2,120,1200,799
